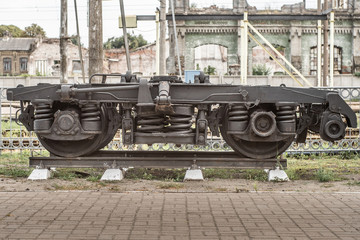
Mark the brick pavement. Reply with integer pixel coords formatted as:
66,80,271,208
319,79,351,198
0,192,359,239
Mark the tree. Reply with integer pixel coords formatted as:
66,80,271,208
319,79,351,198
0,25,25,37
70,34,82,46
24,24,46,38
103,33,148,49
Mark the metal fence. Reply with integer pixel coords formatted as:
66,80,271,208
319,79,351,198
1,87,359,154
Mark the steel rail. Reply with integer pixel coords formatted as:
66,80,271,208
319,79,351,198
29,150,286,169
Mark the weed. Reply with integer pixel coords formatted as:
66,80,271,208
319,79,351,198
346,181,360,186
252,64,271,76
157,182,185,190
126,168,186,182
235,188,249,193
243,169,268,181
253,182,258,192
316,168,335,182
87,175,101,182
0,167,32,178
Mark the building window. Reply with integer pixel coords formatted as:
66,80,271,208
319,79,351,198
3,58,11,73
20,58,28,72
310,45,342,75
72,60,81,73
35,60,47,76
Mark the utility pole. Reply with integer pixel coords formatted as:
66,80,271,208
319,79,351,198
119,0,131,72
159,0,166,75
323,0,329,86
317,0,322,87
60,0,68,84
74,0,85,83
88,0,103,83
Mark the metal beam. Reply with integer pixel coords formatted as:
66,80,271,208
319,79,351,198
30,151,286,169
164,14,328,21
138,14,328,21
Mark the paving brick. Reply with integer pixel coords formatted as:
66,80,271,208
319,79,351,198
0,192,360,239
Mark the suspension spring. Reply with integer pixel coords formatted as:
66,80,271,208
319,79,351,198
81,104,100,121
137,114,166,133
166,105,194,134
34,103,53,120
81,104,101,131
34,103,53,131
167,114,193,134
276,105,296,133
227,105,248,131
276,106,296,123
228,105,248,122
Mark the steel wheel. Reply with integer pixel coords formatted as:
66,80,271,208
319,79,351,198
220,108,294,159
97,107,121,149
38,105,109,157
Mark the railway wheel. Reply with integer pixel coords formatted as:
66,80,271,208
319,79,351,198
37,104,111,157
97,107,121,149
220,107,294,159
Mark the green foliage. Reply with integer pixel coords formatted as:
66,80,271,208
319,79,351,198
203,65,216,75
316,168,335,182
70,34,82,46
157,182,185,190
24,24,46,38
103,33,148,50
0,24,46,38
0,167,32,178
243,169,268,181
125,168,186,182
354,72,360,78
0,25,25,37
252,64,271,76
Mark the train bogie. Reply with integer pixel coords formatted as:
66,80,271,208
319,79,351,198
7,73,357,159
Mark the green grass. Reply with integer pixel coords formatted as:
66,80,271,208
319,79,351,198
0,150,359,183
157,182,185,190
285,153,360,182
0,167,32,178
125,168,186,182
0,151,31,166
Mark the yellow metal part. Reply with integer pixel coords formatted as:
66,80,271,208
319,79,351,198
119,15,137,28
248,32,304,87
248,22,313,87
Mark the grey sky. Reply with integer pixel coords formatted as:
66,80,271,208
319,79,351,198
0,0,319,47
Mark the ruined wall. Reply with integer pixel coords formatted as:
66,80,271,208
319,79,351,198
168,0,360,84
104,41,169,76
29,39,88,77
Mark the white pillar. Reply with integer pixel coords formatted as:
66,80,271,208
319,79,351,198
240,12,248,84
317,20,322,87
329,12,335,87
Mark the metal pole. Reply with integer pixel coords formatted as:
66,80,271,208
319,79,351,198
329,11,335,87
159,0,167,75
317,0,322,86
155,10,160,75
60,0,68,84
170,0,182,79
74,0,85,83
323,0,329,86
119,0,131,72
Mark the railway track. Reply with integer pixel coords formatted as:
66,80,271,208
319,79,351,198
29,150,286,169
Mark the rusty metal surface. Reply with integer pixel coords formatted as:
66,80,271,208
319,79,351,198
29,150,286,169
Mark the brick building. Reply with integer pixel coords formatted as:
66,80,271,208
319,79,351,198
0,37,37,76
0,37,88,77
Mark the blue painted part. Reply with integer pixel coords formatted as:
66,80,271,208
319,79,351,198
185,70,201,83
